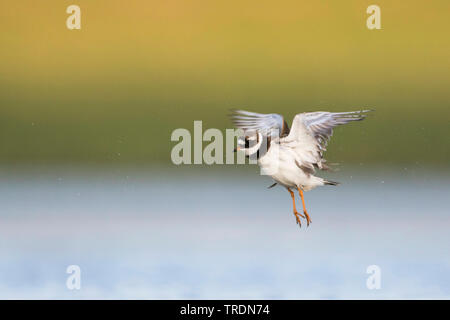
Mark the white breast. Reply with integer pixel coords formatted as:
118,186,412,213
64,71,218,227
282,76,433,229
258,143,324,190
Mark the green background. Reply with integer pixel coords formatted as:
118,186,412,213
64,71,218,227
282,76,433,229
1,1,449,166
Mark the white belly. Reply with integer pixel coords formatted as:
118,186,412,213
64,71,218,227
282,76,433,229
258,144,323,191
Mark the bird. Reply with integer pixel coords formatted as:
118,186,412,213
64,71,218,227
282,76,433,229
230,109,371,228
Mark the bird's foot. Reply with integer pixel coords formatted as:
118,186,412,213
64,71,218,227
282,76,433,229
303,210,312,227
294,211,305,227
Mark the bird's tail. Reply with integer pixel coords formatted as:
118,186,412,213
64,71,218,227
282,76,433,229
323,179,340,186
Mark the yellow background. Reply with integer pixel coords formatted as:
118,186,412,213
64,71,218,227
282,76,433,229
1,1,449,165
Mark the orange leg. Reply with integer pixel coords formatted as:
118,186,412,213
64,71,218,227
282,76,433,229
287,188,305,227
297,187,312,226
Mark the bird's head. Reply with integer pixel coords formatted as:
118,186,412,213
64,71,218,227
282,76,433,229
235,132,264,159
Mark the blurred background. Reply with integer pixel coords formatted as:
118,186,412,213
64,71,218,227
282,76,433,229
0,0,449,299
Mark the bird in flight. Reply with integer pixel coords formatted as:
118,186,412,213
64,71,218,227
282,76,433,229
230,109,371,228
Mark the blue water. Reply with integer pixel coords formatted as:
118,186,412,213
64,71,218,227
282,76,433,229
0,166,449,299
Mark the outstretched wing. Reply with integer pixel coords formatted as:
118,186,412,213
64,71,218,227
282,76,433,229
229,109,290,138
282,110,371,170
295,110,370,149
